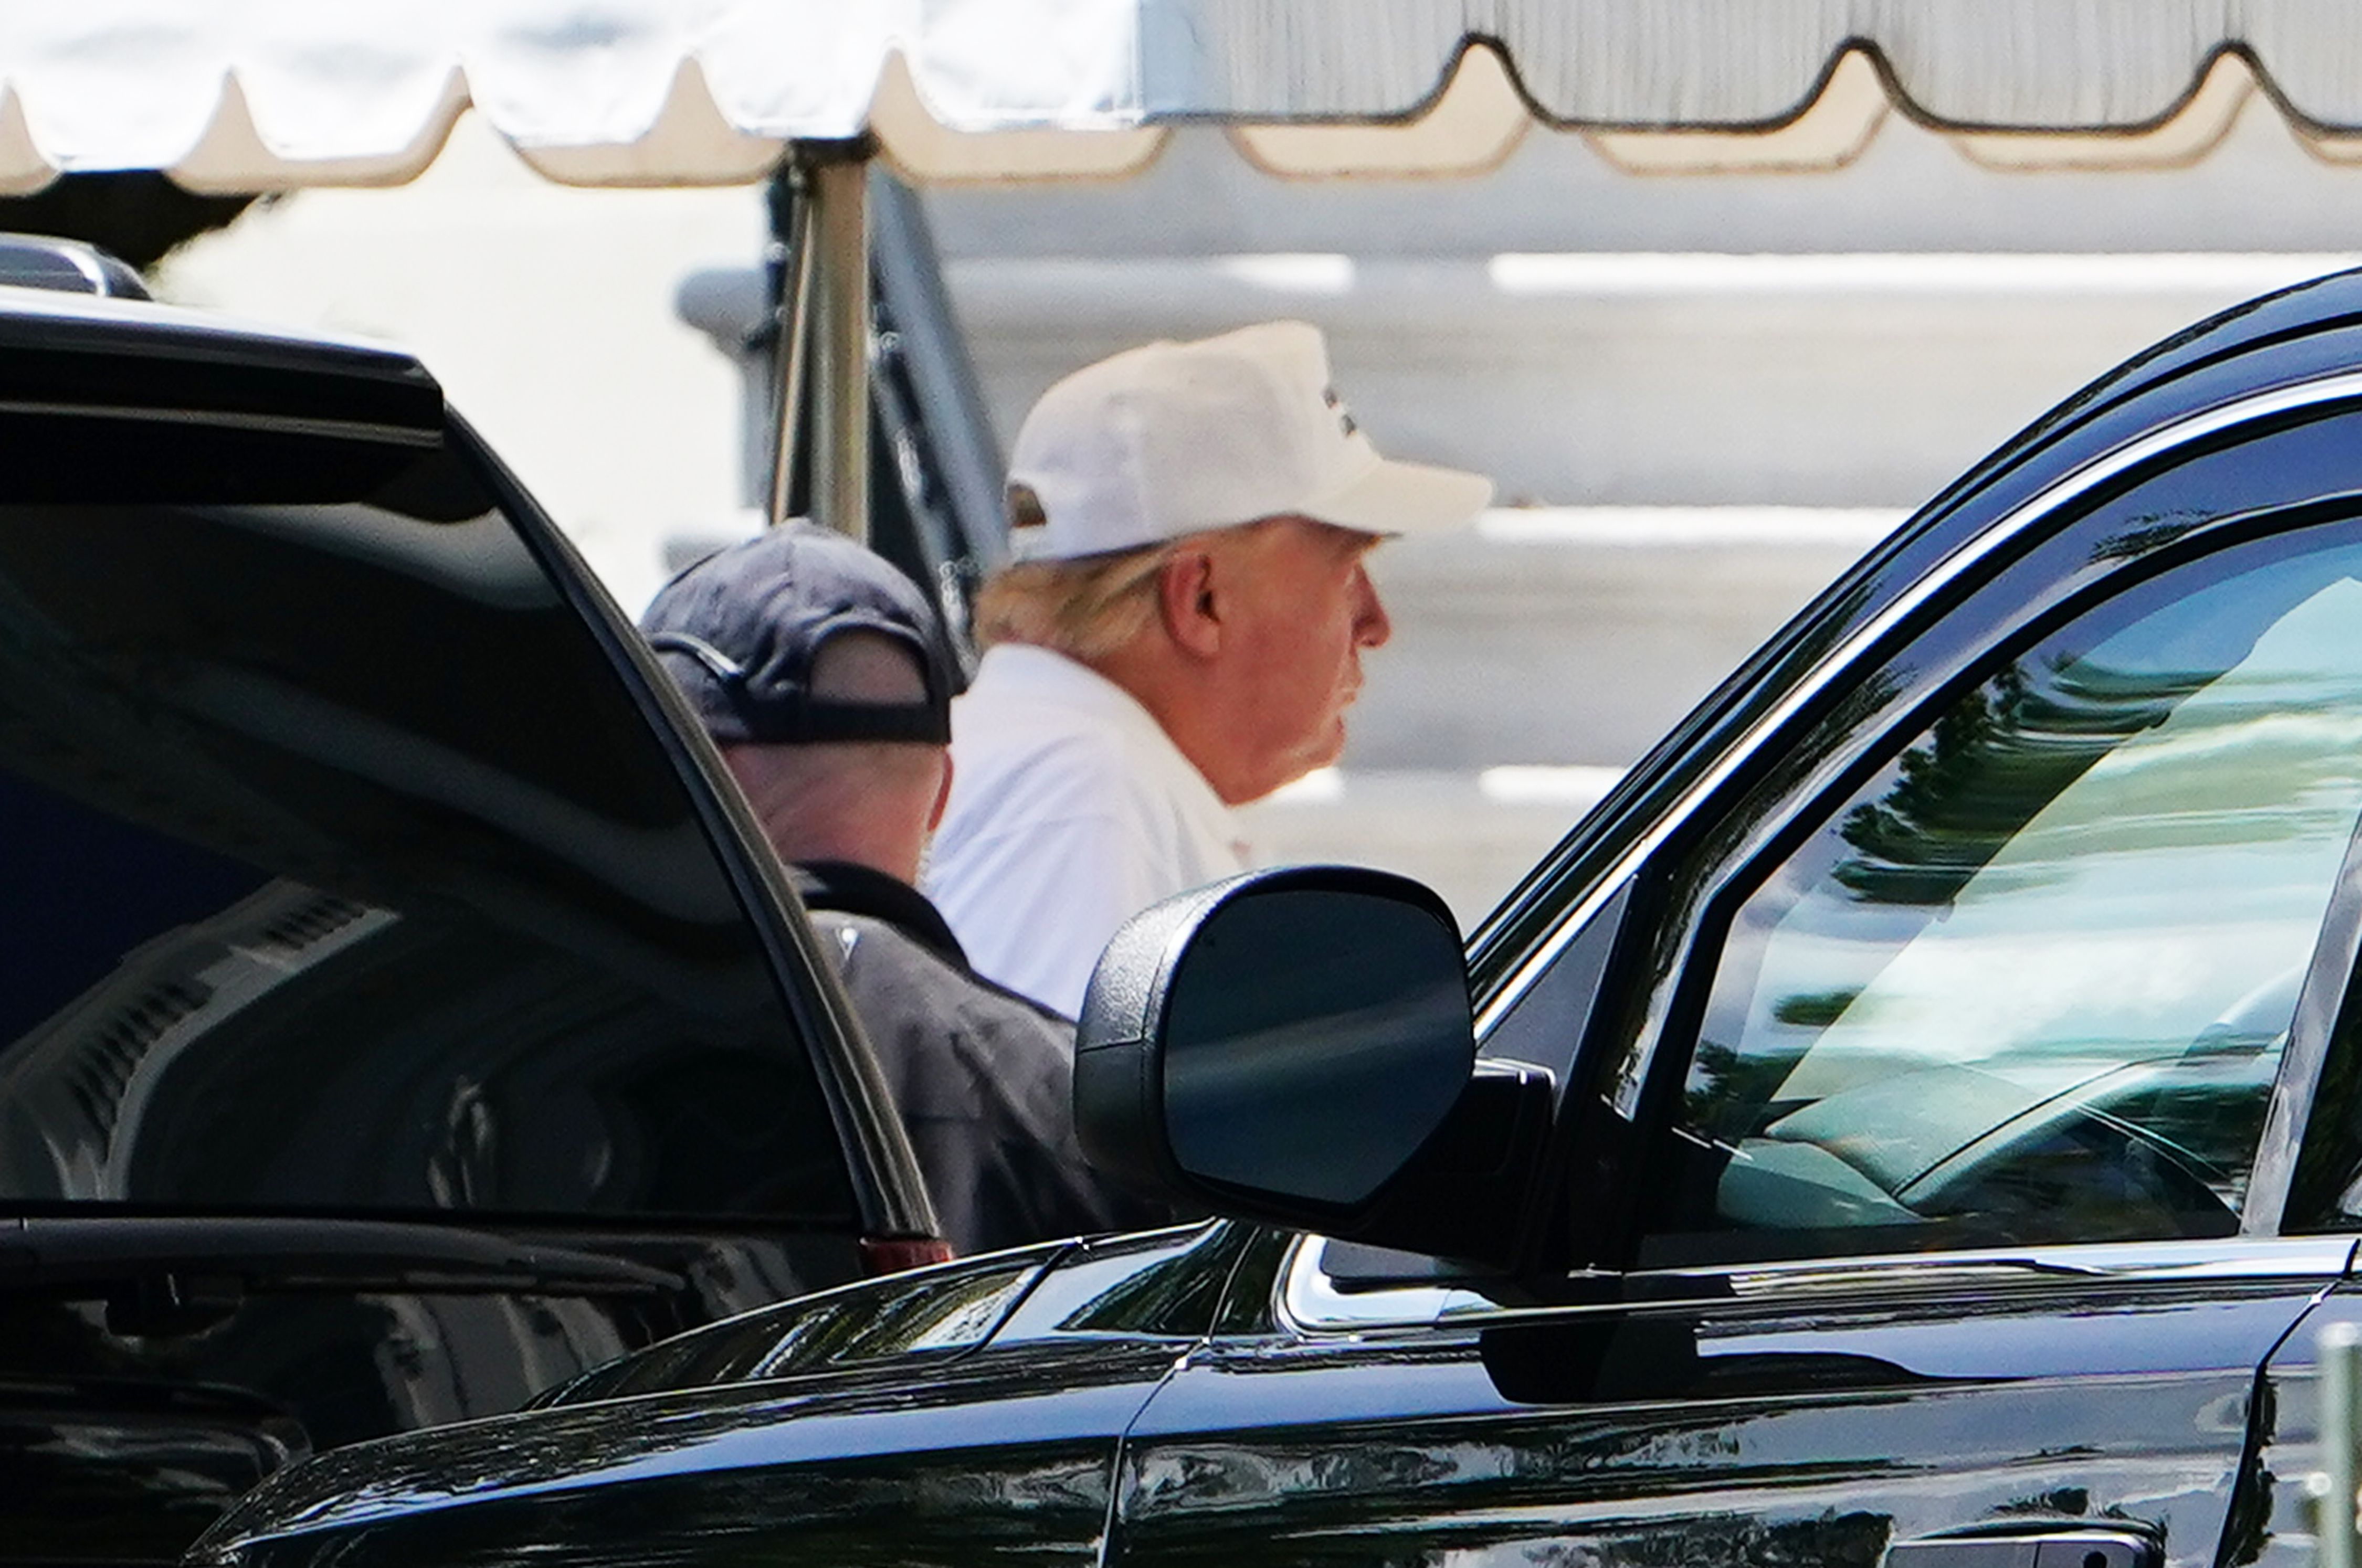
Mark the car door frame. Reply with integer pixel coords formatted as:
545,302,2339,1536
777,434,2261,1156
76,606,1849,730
444,411,940,1248
1457,369,2362,1289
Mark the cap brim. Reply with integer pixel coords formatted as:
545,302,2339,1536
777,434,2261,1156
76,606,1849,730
1296,455,1493,536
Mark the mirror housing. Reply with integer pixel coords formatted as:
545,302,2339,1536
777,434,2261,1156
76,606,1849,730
1075,866,1551,1272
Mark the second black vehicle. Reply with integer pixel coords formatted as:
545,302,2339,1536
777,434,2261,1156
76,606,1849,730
194,270,2362,1568
0,246,949,1567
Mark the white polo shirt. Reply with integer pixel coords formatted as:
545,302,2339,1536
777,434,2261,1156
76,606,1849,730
924,643,1251,1019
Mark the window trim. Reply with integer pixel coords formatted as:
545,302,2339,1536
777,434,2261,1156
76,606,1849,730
442,415,938,1243
1282,1228,2359,1336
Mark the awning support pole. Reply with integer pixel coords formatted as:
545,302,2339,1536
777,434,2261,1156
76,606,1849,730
809,144,872,542
765,160,817,531
765,138,872,540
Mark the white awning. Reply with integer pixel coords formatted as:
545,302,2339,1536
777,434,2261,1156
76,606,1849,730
9,3,2362,192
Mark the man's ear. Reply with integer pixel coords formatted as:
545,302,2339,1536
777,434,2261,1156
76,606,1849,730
926,749,954,834
1157,546,1222,659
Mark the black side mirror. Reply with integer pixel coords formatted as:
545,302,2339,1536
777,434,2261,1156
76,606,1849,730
1075,866,1551,1269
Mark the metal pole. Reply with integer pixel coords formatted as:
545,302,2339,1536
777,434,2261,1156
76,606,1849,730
2325,1321,2361,1568
809,149,872,542
766,162,817,531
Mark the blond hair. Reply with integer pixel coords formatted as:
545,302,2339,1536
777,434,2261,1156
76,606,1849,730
973,542,1179,661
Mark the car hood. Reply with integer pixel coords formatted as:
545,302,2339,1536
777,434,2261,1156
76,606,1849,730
187,1223,1251,1563
185,1239,1077,1557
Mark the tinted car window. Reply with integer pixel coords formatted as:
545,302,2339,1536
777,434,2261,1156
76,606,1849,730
0,415,856,1223
1642,520,2362,1265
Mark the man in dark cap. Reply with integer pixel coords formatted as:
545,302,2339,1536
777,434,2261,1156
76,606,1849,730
640,522,1154,1255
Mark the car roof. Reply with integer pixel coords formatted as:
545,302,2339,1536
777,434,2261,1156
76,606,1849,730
0,277,418,365
0,279,439,425
0,274,432,380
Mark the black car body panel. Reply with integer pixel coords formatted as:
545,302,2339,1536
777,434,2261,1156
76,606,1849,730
0,284,939,1564
192,269,2362,1568
194,1227,2356,1568
199,1225,1246,1568
1119,1238,2348,1567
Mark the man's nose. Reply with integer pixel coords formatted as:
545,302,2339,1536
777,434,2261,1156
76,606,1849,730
1353,565,1392,649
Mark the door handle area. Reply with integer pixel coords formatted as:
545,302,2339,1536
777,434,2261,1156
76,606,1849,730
1885,1530,2156,1568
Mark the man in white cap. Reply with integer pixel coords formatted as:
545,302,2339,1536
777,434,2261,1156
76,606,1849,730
923,320,1492,1018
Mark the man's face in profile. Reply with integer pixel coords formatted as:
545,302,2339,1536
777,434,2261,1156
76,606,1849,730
1209,516,1391,801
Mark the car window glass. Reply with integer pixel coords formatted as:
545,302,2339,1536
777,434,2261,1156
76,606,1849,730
1641,522,2362,1266
0,418,857,1224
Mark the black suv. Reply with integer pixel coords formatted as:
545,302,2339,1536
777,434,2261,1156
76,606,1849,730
191,268,2362,1568
0,261,943,1567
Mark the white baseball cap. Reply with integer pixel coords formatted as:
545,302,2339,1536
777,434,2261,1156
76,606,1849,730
1004,320,1493,561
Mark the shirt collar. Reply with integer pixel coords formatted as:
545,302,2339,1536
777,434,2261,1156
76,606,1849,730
973,643,1168,730
791,860,969,969
974,643,1237,818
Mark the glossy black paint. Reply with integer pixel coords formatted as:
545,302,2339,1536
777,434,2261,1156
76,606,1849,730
1119,1245,2331,1568
198,1228,2349,1568
204,1226,1248,1568
1076,867,1481,1226
0,287,936,1563
183,271,2362,1568
2221,1279,2362,1568
2,1375,303,1566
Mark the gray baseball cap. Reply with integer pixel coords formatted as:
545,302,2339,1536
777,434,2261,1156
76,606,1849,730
640,522,956,745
